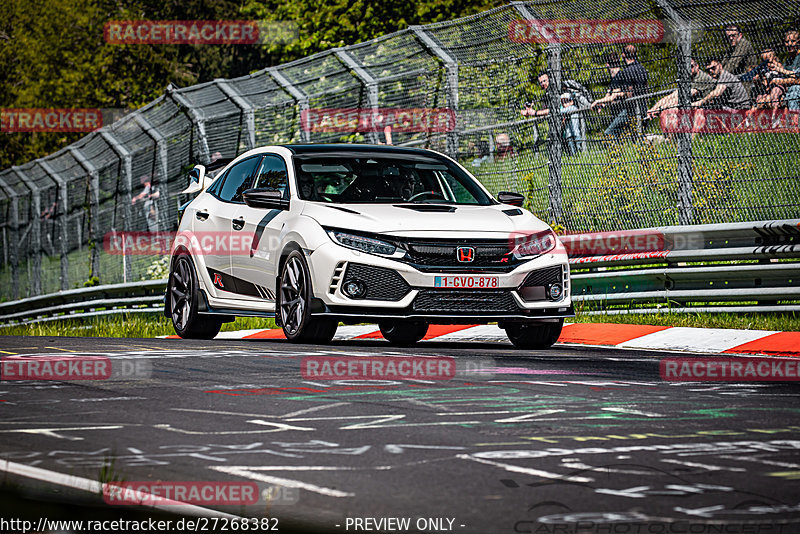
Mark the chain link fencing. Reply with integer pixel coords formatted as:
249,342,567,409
1,0,798,301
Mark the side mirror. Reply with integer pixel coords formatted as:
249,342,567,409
497,191,525,207
182,165,206,194
243,188,290,210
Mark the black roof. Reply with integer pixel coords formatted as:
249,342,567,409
280,144,438,156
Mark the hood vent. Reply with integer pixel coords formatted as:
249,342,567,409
328,205,361,215
502,208,523,216
395,204,457,213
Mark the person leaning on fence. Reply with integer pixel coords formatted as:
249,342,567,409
765,30,800,111
689,58,751,134
721,25,759,76
521,72,592,117
647,57,715,120
590,53,625,135
695,59,751,110
591,47,648,139
746,48,786,110
619,45,649,132
521,72,590,152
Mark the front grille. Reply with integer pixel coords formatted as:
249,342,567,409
413,290,519,314
521,266,562,288
343,263,410,301
402,239,516,270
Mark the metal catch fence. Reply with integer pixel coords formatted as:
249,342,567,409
1,0,798,300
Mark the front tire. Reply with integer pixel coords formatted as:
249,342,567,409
168,253,222,339
505,320,563,350
278,250,337,343
379,321,428,346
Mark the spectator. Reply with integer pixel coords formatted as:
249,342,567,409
647,58,715,119
592,47,648,139
690,59,751,134
494,133,514,160
132,174,161,232
619,45,649,130
521,72,592,118
767,30,800,110
694,59,751,110
748,49,785,109
522,72,591,153
590,53,625,134
559,92,583,156
721,25,758,76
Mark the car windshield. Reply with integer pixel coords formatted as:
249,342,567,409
293,152,493,205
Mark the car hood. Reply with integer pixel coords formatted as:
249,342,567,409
300,202,551,238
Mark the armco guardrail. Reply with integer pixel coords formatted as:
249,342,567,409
568,219,800,315
1,220,798,326
0,279,167,325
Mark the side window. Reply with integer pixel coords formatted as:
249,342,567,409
216,156,260,203
253,155,289,198
206,169,227,196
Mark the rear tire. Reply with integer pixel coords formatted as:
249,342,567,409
279,250,337,344
379,321,429,346
505,319,563,350
168,253,223,339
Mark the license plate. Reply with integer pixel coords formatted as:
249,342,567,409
434,275,499,289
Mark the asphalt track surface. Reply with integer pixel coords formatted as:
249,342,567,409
0,335,799,533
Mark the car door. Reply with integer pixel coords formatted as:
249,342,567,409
197,155,261,297
230,153,292,302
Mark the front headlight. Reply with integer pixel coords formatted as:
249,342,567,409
512,229,557,258
328,230,398,257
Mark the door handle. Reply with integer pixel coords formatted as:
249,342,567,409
232,217,245,231
196,210,209,221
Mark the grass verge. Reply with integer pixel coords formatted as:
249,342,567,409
0,311,796,337
0,314,277,337
571,311,800,332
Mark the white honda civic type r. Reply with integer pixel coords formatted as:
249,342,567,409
166,144,572,348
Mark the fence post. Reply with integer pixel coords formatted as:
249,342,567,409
0,176,20,299
37,160,69,290
675,24,694,225
512,2,562,223
268,68,310,143
100,131,133,282
334,48,381,144
215,79,257,152
544,44,564,225
12,167,41,295
168,88,212,163
655,0,694,225
410,26,459,157
68,147,101,282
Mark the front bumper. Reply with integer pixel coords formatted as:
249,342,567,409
307,241,573,324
